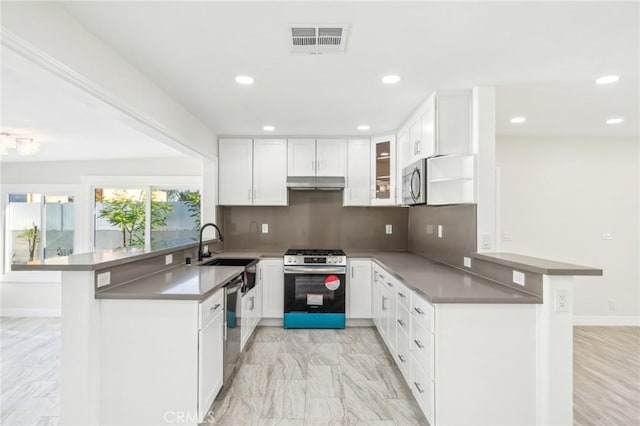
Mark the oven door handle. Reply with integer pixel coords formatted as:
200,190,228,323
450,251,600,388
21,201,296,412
284,266,347,275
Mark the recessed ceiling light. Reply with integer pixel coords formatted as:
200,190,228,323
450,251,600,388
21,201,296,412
382,75,401,85
596,75,620,85
235,75,254,85
263,125,275,131
357,125,370,131
606,117,624,125
510,116,526,124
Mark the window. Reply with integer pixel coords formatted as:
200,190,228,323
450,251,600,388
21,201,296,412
6,193,75,268
94,187,201,250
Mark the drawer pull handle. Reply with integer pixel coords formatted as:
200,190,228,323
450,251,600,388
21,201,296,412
397,319,406,327
414,307,425,315
398,354,406,362
211,303,221,311
398,292,406,298
414,339,424,349
413,382,425,394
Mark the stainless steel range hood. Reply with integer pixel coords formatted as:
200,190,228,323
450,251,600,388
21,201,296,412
286,176,345,190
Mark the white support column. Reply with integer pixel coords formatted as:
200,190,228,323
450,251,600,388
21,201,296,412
536,275,574,426
472,87,497,252
60,271,100,426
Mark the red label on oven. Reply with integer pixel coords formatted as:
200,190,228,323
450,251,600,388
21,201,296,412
325,275,340,291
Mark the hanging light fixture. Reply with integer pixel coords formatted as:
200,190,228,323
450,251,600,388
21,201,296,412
0,132,40,156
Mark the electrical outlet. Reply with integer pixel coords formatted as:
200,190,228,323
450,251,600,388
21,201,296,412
512,270,525,286
481,233,492,249
262,223,269,234
609,299,616,311
203,245,208,255
385,224,393,234
555,289,569,312
165,254,173,265
502,232,513,242
437,225,443,238
426,224,434,235
97,272,111,288
463,257,471,268
603,233,613,240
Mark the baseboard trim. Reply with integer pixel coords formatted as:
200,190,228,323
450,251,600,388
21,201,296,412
0,308,61,317
574,315,640,326
259,318,374,327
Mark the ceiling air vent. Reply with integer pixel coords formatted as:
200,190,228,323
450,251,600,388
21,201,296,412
289,24,349,55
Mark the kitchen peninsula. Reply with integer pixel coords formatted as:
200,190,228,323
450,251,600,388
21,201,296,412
15,241,601,426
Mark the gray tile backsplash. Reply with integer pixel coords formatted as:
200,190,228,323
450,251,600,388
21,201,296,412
221,191,408,251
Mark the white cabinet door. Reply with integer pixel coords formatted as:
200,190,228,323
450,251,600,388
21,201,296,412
218,139,253,205
347,260,372,318
371,135,397,206
409,119,421,162
198,306,223,422
253,139,288,206
260,259,284,319
344,139,370,206
420,95,436,159
316,139,347,176
288,139,316,176
435,90,472,156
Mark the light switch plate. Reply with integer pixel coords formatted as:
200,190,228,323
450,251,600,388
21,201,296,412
502,232,513,242
203,245,208,254
97,272,111,288
437,225,443,238
481,233,492,249
463,257,471,268
385,224,393,234
262,224,269,233
426,224,434,235
512,270,525,286
165,254,173,265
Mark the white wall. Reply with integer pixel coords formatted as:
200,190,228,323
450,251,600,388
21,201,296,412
497,136,639,324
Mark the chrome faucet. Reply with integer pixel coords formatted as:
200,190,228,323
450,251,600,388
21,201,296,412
198,223,224,261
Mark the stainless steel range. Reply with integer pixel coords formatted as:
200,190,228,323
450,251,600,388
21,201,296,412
283,249,347,329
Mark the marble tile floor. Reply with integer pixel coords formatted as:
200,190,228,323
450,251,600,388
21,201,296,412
0,317,60,426
208,327,426,425
2,318,639,426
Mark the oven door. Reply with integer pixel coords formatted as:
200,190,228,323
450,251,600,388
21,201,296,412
283,266,346,314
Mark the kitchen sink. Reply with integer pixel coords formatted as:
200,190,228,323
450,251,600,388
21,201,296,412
201,258,257,267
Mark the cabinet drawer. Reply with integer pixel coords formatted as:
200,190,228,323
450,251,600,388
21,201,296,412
396,304,410,335
411,319,434,378
411,356,435,425
199,289,224,329
396,325,411,381
411,293,435,333
396,281,411,310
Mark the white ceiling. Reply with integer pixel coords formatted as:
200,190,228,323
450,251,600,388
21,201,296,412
0,47,189,162
59,1,639,138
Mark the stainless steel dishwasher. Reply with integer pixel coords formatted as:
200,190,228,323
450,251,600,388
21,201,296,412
223,276,243,388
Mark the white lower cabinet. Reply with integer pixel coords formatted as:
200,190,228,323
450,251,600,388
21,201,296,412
411,357,435,424
260,259,285,319
198,290,224,422
241,285,260,351
347,259,372,318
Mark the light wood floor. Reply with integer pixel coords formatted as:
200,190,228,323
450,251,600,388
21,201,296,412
574,326,640,426
2,318,639,425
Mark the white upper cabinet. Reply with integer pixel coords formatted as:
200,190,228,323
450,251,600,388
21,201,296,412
371,134,397,206
287,139,316,176
218,138,253,205
316,139,347,176
219,138,287,206
402,90,472,167
253,139,288,206
287,139,346,177
344,139,370,206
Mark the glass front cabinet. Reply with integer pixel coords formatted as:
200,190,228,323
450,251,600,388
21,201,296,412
371,135,397,206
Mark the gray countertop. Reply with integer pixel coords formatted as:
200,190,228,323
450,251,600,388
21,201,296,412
471,252,603,276
96,265,247,301
348,251,542,304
